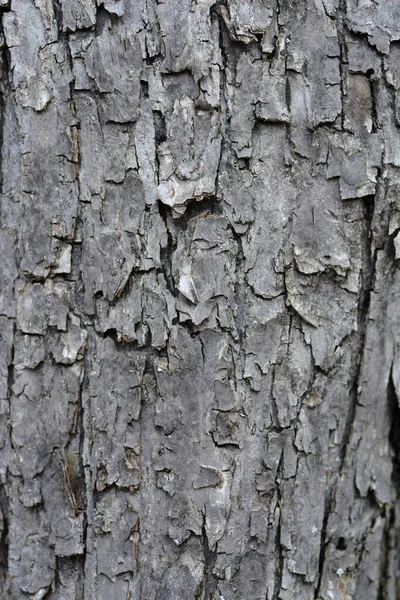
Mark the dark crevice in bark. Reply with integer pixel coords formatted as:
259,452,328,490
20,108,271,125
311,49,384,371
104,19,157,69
314,480,334,599
200,512,218,600
232,229,246,341
386,221,400,267
270,364,280,428
60,446,85,516
0,378,11,594
273,453,284,600
377,506,395,600
158,200,178,297
315,192,376,598
145,53,163,66
102,326,152,349
158,195,224,227
210,434,240,451
153,110,167,187
211,0,249,94
0,12,11,594
77,370,87,516
153,110,166,144
80,330,98,598
101,325,169,359
175,194,223,224
388,368,400,487
337,0,348,131
367,68,380,133
5,329,14,419
140,79,149,99
340,194,375,463
213,4,229,129
52,0,63,33
285,66,293,151
336,536,347,551
211,1,229,194
158,195,223,299
0,484,9,595
0,6,10,200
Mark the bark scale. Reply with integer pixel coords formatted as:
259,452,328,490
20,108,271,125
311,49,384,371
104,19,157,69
0,1,400,599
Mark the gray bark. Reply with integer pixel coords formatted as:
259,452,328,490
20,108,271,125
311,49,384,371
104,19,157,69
0,0,400,598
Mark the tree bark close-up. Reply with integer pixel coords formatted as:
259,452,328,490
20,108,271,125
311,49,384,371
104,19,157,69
1,0,400,598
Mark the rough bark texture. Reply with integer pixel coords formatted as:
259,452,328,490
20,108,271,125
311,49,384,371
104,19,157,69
1,0,400,598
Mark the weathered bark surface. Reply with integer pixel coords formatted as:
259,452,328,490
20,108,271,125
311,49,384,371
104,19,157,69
1,0,400,598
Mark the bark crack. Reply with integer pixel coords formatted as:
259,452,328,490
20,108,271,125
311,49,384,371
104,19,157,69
200,511,218,600
0,9,11,595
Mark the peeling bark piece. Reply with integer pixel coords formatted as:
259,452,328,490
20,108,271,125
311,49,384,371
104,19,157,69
51,317,87,365
14,334,45,370
347,0,400,54
157,97,221,211
347,34,381,75
193,465,221,489
16,283,47,335
225,0,276,48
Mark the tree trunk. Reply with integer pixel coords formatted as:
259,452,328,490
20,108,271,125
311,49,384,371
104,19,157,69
1,0,400,598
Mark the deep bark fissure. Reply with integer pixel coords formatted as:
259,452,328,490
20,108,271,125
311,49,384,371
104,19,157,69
315,190,377,597
232,230,246,341
388,369,400,487
52,0,63,32
0,11,10,201
0,9,11,596
337,0,348,131
314,478,334,599
0,486,8,596
200,512,219,600
340,194,376,463
158,200,179,297
273,453,284,600
377,505,395,600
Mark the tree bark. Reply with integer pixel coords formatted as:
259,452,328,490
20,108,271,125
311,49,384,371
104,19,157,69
1,0,400,598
